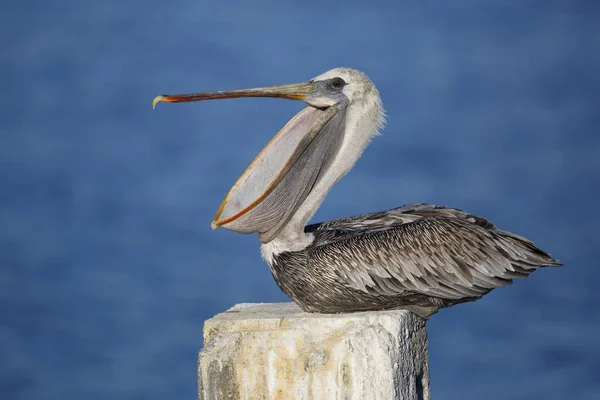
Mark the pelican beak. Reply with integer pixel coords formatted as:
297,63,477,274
153,80,347,243
153,82,315,109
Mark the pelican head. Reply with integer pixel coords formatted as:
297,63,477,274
154,68,384,243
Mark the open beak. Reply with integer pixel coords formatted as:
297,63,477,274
153,82,315,109
153,80,347,243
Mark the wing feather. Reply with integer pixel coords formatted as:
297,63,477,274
307,204,561,301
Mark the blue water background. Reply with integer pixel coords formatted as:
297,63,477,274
2,1,599,399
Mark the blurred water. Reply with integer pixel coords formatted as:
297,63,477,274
1,1,599,399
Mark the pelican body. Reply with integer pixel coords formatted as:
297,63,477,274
154,68,561,318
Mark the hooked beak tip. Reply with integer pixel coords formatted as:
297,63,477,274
153,95,167,109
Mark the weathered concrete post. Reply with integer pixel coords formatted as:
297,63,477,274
198,302,430,400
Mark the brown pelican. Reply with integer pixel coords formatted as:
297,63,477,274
153,68,561,318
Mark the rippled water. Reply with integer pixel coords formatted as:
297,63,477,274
2,1,599,399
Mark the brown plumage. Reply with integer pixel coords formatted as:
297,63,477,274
269,204,561,318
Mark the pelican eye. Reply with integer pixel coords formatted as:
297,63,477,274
330,77,346,89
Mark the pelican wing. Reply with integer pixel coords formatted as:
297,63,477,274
307,204,561,300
